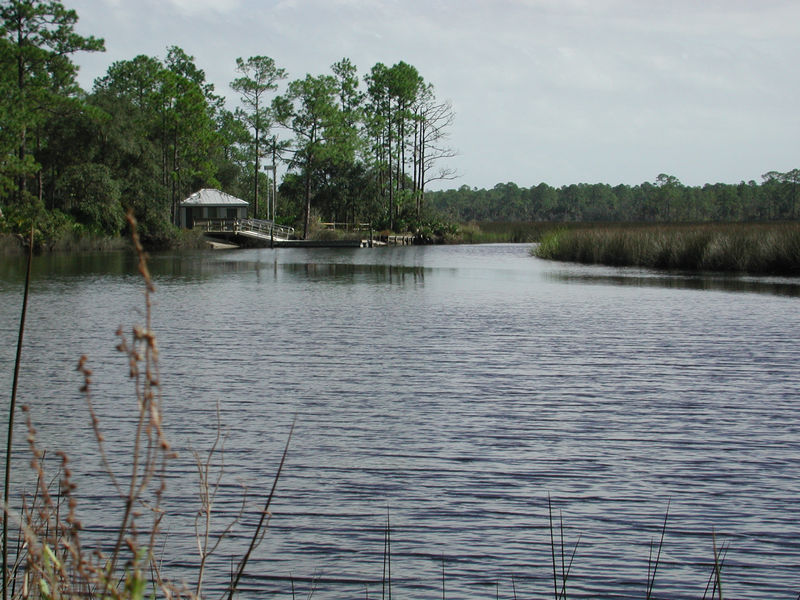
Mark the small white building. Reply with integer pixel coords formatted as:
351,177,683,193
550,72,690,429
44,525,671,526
179,189,249,229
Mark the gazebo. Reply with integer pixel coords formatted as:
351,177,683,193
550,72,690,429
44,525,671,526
179,189,249,229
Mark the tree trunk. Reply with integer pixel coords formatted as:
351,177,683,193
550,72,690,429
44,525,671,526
16,18,26,204
418,122,426,220
36,133,42,206
303,167,312,240
254,123,260,218
171,128,179,225
272,145,278,222
388,124,394,231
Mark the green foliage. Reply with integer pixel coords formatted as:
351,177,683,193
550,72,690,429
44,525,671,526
230,55,286,216
0,0,104,204
135,217,181,249
0,202,85,249
10,1,797,252
57,163,125,234
1,0,455,247
274,71,347,238
86,47,226,237
363,61,433,230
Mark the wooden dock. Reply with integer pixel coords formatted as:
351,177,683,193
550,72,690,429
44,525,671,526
199,218,294,246
199,218,366,248
199,218,421,249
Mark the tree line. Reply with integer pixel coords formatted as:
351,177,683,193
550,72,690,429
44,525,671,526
3,1,796,250
427,171,800,225
0,0,455,245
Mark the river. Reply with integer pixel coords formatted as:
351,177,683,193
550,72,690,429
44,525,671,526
1,243,799,599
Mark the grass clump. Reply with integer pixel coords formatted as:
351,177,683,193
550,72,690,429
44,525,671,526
534,222,800,275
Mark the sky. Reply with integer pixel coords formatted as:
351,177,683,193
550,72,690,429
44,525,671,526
67,0,800,191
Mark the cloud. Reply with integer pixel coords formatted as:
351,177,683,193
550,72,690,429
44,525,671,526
161,0,243,16
68,0,800,188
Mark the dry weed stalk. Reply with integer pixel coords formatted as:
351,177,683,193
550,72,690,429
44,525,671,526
3,213,184,600
193,401,249,597
94,212,175,599
4,212,294,600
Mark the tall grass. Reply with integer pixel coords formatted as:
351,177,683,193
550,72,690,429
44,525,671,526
534,222,800,275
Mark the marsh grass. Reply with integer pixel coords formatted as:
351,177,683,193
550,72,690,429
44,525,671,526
1,214,191,600
309,228,365,243
535,222,800,275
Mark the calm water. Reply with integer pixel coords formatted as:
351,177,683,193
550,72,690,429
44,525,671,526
1,244,799,599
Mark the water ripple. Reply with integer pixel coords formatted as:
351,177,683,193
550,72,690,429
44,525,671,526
1,244,799,599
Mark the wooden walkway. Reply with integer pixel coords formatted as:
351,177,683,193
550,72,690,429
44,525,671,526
199,218,421,248
199,218,295,246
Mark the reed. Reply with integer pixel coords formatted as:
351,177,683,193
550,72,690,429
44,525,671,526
646,501,669,600
534,222,800,275
382,509,392,600
548,494,580,600
3,226,33,600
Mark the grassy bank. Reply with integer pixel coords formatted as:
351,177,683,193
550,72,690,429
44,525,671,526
0,231,133,256
452,221,565,244
534,222,800,275
0,227,210,256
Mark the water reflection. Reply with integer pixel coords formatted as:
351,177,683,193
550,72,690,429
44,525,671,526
147,257,430,285
278,262,427,285
4,247,798,297
0,250,134,280
546,270,800,297
0,250,435,288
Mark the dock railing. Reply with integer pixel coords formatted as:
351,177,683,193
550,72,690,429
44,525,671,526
237,218,295,239
320,222,372,232
197,218,295,239
197,218,236,233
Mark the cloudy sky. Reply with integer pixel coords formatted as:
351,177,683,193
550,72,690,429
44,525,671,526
68,0,799,190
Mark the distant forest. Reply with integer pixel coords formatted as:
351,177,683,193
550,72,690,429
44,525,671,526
426,172,800,224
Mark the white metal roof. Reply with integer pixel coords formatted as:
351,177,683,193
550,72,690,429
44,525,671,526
180,189,249,207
